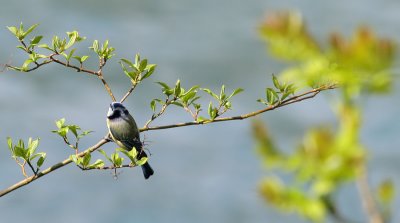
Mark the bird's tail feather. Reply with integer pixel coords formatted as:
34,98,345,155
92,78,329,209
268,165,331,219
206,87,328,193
141,162,154,179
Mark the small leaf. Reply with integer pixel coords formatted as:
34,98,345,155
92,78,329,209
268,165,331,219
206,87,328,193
266,88,278,105
55,118,66,129
38,44,53,51
14,146,27,159
7,137,13,150
98,149,113,163
88,159,104,168
37,156,45,168
171,101,184,107
22,24,39,39
30,36,43,45
120,58,134,67
174,79,181,97
136,157,148,166
219,85,225,100
228,88,244,99
135,53,140,65
80,55,89,62
272,74,281,90
7,26,18,36
139,59,147,71
150,100,157,112
202,88,219,100
82,153,91,167
156,82,170,89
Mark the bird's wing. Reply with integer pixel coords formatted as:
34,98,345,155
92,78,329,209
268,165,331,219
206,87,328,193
108,114,142,151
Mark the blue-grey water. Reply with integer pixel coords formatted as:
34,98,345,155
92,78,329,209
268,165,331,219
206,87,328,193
1,0,399,222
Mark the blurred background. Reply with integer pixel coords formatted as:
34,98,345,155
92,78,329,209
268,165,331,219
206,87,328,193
0,0,399,222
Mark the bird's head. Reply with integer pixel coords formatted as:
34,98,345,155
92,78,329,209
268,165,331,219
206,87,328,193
107,102,129,119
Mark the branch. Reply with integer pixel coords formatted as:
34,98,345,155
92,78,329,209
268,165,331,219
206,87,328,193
140,85,336,132
356,165,384,223
0,84,336,197
0,137,109,197
120,84,137,103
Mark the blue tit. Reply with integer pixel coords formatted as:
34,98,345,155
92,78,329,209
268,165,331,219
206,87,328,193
106,102,154,179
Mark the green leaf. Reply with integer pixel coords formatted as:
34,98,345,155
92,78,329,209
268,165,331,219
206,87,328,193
272,74,281,90
80,55,89,62
181,91,197,104
135,53,140,65
68,125,81,137
197,116,207,122
22,24,39,39
150,100,157,112
142,64,157,79
120,58,134,67
65,31,77,49
38,44,53,51
22,59,33,71
82,153,91,167
98,149,113,163
7,137,13,151
202,88,219,100
219,85,226,100
30,36,43,45
87,159,104,168
65,49,76,61
37,156,45,168
7,26,18,36
136,157,148,166
377,179,395,205
139,59,147,71
117,148,137,163
266,88,278,105
70,155,81,165
174,79,181,97
28,138,40,156
14,146,27,159
171,101,184,107
228,88,244,99
91,40,99,53
55,118,66,129
156,81,170,90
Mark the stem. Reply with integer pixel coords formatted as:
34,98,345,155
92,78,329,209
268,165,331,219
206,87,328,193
120,84,138,103
356,165,384,223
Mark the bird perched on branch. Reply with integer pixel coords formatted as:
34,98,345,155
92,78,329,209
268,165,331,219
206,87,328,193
106,102,154,179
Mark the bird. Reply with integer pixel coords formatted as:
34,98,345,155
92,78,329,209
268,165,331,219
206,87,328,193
106,102,154,179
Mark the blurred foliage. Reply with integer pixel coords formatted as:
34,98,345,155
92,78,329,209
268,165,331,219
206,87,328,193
255,11,396,222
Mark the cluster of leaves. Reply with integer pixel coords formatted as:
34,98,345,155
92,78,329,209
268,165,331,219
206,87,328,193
259,11,395,98
7,137,46,176
6,23,116,72
150,80,243,122
52,118,92,153
120,53,157,85
90,39,115,61
69,147,148,172
256,11,396,222
257,75,296,106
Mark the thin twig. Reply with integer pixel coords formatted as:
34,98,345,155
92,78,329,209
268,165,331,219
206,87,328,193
120,84,138,103
143,98,175,128
79,164,136,170
356,165,384,223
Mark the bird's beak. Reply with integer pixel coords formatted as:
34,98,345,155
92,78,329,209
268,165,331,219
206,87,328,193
107,104,114,118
